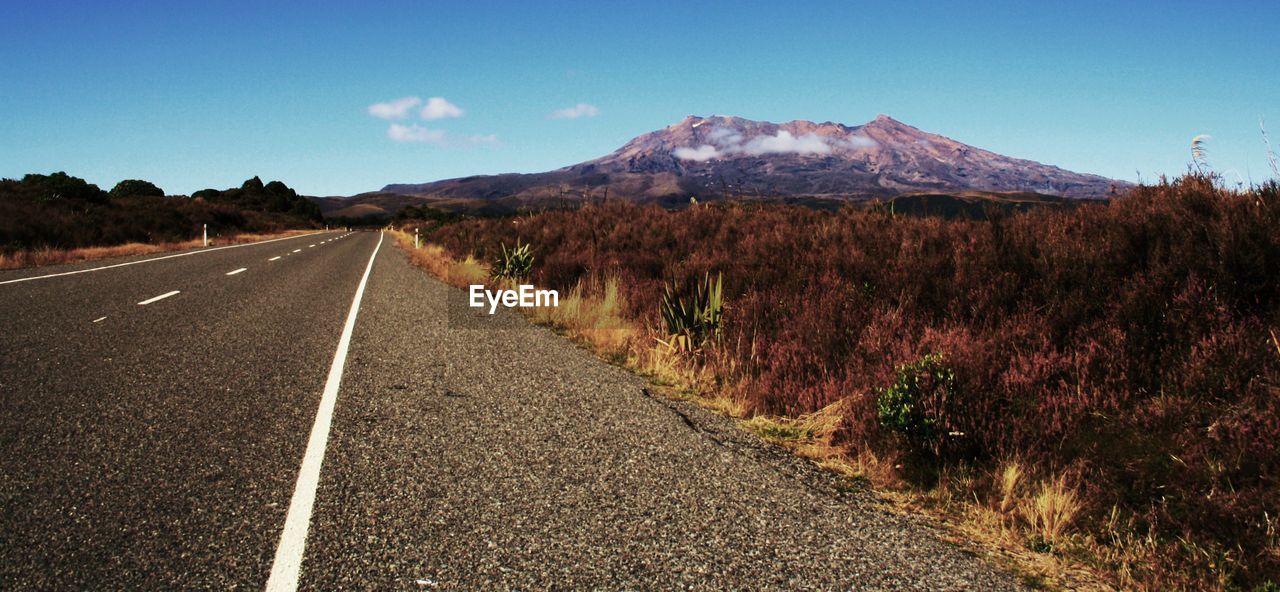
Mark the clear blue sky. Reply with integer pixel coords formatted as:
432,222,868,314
2,0,1277,196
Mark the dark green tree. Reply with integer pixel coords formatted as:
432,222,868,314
109,179,165,198
19,172,108,202
264,180,293,196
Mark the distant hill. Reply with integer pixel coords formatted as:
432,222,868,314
322,114,1129,220
0,173,321,252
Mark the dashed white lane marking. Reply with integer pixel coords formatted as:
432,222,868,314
137,290,180,305
293,249,302,253
226,268,247,276
266,231,384,592
269,256,282,261
0,232,324,286
309,244,316,248
92,316,107,323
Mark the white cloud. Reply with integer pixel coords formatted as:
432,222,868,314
421,97,464,120
673,126,874,161
706,127,743,145
368,96,422,120
388,123,447,143
741,131,832,156
548,103,600,120
387,124,498,146
673,145,722,162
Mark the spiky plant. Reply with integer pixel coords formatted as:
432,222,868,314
658,272,723,355
490,239,534,281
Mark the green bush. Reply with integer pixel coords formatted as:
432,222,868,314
876,353,954,454
659,272,723,354
110,179,164,198
490,239,534,281
16,172,107,203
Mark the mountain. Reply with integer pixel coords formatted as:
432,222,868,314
322,115,1127,219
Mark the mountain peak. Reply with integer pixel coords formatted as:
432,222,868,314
864,113,919,132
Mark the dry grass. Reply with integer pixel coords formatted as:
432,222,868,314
870,460,1115,591
0,229,316,270
1023,474,1081,549
392,230,489,287
742,399,848,461
531,275,636,356
998,460,1025,516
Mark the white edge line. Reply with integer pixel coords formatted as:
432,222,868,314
137,290,180,305
226,268,247,276
265,231,384,592
0,231,324,286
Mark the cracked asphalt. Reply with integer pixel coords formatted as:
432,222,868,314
0,231,1025,590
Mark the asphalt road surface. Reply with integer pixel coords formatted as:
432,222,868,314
0,231,1024,590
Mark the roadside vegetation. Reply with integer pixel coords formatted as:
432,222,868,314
399,173,1280,591
0,172,323,268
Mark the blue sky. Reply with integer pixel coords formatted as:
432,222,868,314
2,0,1277,196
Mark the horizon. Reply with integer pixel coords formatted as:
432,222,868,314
3,1,1278,196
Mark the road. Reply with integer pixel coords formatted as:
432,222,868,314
0,231,1024,590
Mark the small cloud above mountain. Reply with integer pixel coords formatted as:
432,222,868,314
421,97,464,120
369,96,422,120
388,123,446,143
548,103,600,120
369,96,464,121
373,96,491,145
387,123,497,146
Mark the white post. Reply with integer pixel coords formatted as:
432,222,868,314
414,228,419,249
203,224,208,247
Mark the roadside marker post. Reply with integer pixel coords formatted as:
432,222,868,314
414,228,419,249
203,224,208,247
